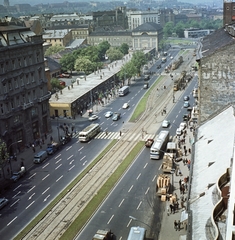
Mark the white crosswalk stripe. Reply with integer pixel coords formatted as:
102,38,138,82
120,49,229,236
71,131,155,141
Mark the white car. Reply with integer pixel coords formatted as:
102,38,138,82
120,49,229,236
170,56,173,59
89,115,99,121
162,120,170,128
0,198,9,210
122,103,129,109
179,122,187,130
176,128,182,136
104,111,113,118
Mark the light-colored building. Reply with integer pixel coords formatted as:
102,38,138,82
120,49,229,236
184,28,214,38
0,24,51,150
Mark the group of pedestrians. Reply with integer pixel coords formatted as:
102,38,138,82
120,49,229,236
174,220,181,231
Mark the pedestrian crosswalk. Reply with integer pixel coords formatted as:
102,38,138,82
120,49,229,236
72,131,155,141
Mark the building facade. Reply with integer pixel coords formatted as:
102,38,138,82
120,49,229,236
0,24,51,152
223,1,235,25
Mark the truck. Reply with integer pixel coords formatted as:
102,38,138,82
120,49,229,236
92,229,114,240
173,70,186,91
171,56,183,70
162,142,178,173
10,166,26,182
46,142,62,155
156,174,171,200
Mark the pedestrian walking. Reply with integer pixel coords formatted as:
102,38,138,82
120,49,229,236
170,204,173,213
182,185,185,194
172,204,176,214
180,200,185,209
119,131,122,136
188,148,191,154
178,220,181,231
184,149,187,156
175,201,179,210
167,206,170,216
179,179,182,188
174,220,178,231
106,131,108,136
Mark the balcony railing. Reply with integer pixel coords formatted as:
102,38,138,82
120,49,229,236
22,102,34,110
38,92,51,102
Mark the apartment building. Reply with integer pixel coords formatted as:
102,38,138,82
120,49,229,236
0,23,51,151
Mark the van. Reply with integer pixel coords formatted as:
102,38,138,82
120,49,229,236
34,151,47,164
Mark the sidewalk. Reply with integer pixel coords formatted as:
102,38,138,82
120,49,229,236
158,124,194,240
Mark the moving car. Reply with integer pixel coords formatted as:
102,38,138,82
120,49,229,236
89,114,99,121
10,166,26,182
162,120,170,128
184,95,189,101
170,56,173,59
184,101,190,108
122,103,129,109
105,111,113,118
143,82,149,89
112,112,121,121
46,142,61,155
145,139,154,148
0,198,8,210
144,75,150,81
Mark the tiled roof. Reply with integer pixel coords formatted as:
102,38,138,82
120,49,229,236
132,22,162,32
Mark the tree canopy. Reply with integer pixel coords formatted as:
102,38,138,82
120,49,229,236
45,44,65,56
106,47,124,62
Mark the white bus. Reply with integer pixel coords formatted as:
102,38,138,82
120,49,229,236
79,123,101,142
127,226,146,240
150,130,169,160
118,86,129,96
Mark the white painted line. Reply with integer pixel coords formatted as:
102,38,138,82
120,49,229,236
118,199,125,207
55,154,61,159
69,165,75,171
43,195,50,202
128,185,133,192
28,193,35,200
80,156,86,161
25,201,35,209
137,201,142,210
56,175,63,182
7,217,17,226
42,162,49,169
136,173,141,180
107,214,114,224
78,147,84,151
83,161,87,166
28,173,36,179
152,175,157,182
69,159,74,165
27,185,35,193
145,187,150,195
42,187,50,195
158,164,163,171
55,164,62,170
10,199,20,208
13,191,21,198
66,146,72,151
42,174,49,181
127,219,132,227
55,158,62,164
13,184,22,192
67,155,74,160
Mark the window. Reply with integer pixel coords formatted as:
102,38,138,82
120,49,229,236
26,74,29,84
12,60,15,69
20,76,24,87
28,92,31,102
11,100,14,109
33,90,36,100
24,57,27,66
18,58,21,67
9,80,12,90
13,115,21,124
0,104,4,114
3,83,7,93
31,72,35,82
16,96,20,106
31,107,38,117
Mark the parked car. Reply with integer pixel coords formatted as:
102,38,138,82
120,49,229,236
0,198,9,210
144,75,150,81
61,134,72,145
105,111,113,118
112,112,121,121
162,120,170,128
10,166,26,182
179,122,187,130
176,128,183,136
89,115,99,121
143,82,149,89
58,73,71,78
156,64,161,69
46,142,61,155
122,103,129,109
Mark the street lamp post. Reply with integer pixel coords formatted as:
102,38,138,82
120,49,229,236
129,216,151,229
8,140,22,175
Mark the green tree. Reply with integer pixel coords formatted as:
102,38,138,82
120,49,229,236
131,50,147,75
106,47,124,62
0,139,9,179
45,44,65,56
174,22,185,38
51,78,64,92
118,61,137,84
59,54,76,73
97,41,111,60
74,57,97,74
163,22,174,37
119,43,129,55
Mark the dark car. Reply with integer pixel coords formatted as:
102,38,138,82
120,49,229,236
144,75,150,81
156,64,161,69
112,112,121,121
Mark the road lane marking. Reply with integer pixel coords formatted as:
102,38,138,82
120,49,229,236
100,122,104,126
55,164,62,170
66,146,72,151
25,201,35,209
10,199,20,208
137,201,142,210
69,159,74,165
13,191,21,198
80,156,86,161
55,154,61,159
118,199,125,207
42,162,49,169
43,195,50,202
128,185,133,192
145,187,150,195
136,173,141,180
42,174,49,181
42,187,50,195
13,184,22,192
28,193,35,200
27,185,35,193
107,214,114,224
143,163,148,168
152,175,157,182
7,217,17,226
28,173,36,179
67,155,74,160
69,165,75,171
55,158,62,164
158,164,162,170
56,175,63,182
127,219,132,227
83,160,87,166
78,147,84,151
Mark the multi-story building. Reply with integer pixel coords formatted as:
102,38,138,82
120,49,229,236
0,23,51,152
223,0,235,25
